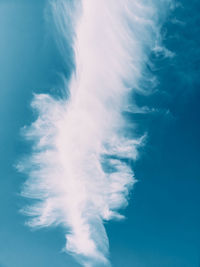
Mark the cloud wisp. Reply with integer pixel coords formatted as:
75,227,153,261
18,0,171,266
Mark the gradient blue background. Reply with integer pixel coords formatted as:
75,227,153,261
0,1,199,266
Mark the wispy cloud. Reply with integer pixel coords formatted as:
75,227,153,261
18,0,171,266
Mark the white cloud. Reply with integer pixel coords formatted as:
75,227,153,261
18,0,171,266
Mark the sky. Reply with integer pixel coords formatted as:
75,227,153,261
0,1,200,267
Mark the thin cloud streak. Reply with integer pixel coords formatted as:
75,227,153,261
18,0,171,266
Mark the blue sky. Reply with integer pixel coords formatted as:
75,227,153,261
0,1,200,267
